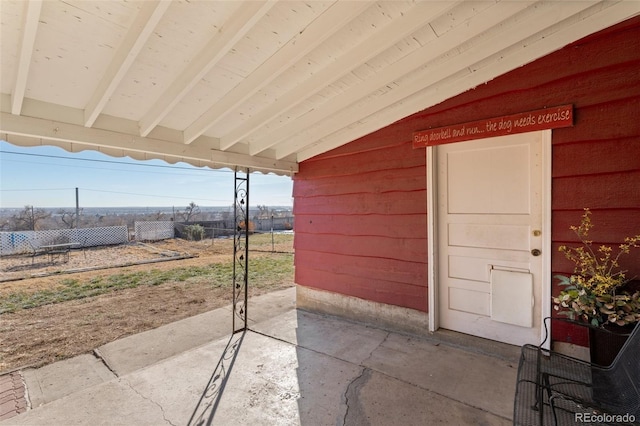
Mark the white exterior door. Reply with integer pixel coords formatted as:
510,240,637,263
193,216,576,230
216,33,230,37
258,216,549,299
436,132,546,346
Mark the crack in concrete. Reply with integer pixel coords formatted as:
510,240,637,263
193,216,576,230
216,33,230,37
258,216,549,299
361,331,390,366
121,378,177,426
342,367,372,426
92,349,118,377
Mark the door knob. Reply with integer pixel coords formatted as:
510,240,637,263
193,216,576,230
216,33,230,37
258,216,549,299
531,249,541,256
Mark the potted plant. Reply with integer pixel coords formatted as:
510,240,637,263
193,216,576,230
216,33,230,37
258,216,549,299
553,208,640,365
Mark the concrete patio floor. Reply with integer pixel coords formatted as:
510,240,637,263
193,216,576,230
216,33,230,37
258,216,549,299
1,287,519,425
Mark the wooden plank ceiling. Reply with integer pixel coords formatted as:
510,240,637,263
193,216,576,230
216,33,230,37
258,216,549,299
1,1,638,175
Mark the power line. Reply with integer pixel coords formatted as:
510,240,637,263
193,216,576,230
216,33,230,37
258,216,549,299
0,150,232,173
0,187,228,203
0,188,72,192
81,188,228,203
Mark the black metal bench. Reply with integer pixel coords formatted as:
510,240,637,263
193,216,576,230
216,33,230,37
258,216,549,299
513,318,639,425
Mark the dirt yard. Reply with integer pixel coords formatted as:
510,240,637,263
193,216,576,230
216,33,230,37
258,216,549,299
0,236,294,373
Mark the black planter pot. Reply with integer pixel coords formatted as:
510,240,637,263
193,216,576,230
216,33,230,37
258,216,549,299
588,324,634,367
588,323,636,412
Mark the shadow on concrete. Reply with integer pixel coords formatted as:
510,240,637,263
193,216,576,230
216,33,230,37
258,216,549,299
187,331,246,426
4,298,516,425
286,309,517,425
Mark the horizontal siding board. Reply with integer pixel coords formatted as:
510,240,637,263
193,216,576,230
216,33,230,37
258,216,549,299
402,21,640,126
295,232,427,261
577,16,640,44
552,171,640,210
498,24,640,91
408,61,640,132
295,213,427,239
296,269,427,312
451,61,640,118
552,97,640,144
550,320,589,348
553,138,640,177
297,141,424,179
294,191,426,216
295,250,427,287
406,87,639,143
308,128,413,162
293,165,426,198
552,209,640,243
529,61,640,110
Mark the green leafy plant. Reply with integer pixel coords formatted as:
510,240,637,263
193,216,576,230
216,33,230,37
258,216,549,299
553,209,640,327
184,224,205,241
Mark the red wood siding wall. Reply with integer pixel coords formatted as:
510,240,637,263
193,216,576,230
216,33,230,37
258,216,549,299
293,134,428,311
293,17,640,315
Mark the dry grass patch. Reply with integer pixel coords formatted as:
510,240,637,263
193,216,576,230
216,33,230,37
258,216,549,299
0,233,294,372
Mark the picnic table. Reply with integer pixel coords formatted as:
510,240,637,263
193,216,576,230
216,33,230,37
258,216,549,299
38,242,75,263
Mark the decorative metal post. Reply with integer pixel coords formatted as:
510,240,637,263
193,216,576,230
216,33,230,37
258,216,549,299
232,169,249,333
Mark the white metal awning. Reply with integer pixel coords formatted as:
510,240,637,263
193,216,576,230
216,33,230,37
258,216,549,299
1,1,638,175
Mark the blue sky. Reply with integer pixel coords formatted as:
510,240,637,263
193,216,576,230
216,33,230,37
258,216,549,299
0,140,293,208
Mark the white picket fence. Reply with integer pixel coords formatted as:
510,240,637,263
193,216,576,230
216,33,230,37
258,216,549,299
0,226,128,256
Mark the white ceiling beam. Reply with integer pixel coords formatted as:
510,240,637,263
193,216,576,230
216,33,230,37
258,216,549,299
276,0,586,160
249,0,536,156
11,0,42,115
184,1,371,146
138,1,276,137
0,112,297,174
296,1,639,162
219,1,457,153
83,0,171,128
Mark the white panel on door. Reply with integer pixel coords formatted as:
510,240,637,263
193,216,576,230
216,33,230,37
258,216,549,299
449,223,530,250
447,144,530,214
449,255,491,282
490,269,533,327
449,287,490,316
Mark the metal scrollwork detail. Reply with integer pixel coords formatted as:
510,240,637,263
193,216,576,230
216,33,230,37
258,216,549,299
232,169,249,333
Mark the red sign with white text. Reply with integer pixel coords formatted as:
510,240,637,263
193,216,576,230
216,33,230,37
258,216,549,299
413,105,573,148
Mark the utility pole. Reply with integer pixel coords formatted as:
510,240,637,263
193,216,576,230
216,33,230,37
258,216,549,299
75,187,80,228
